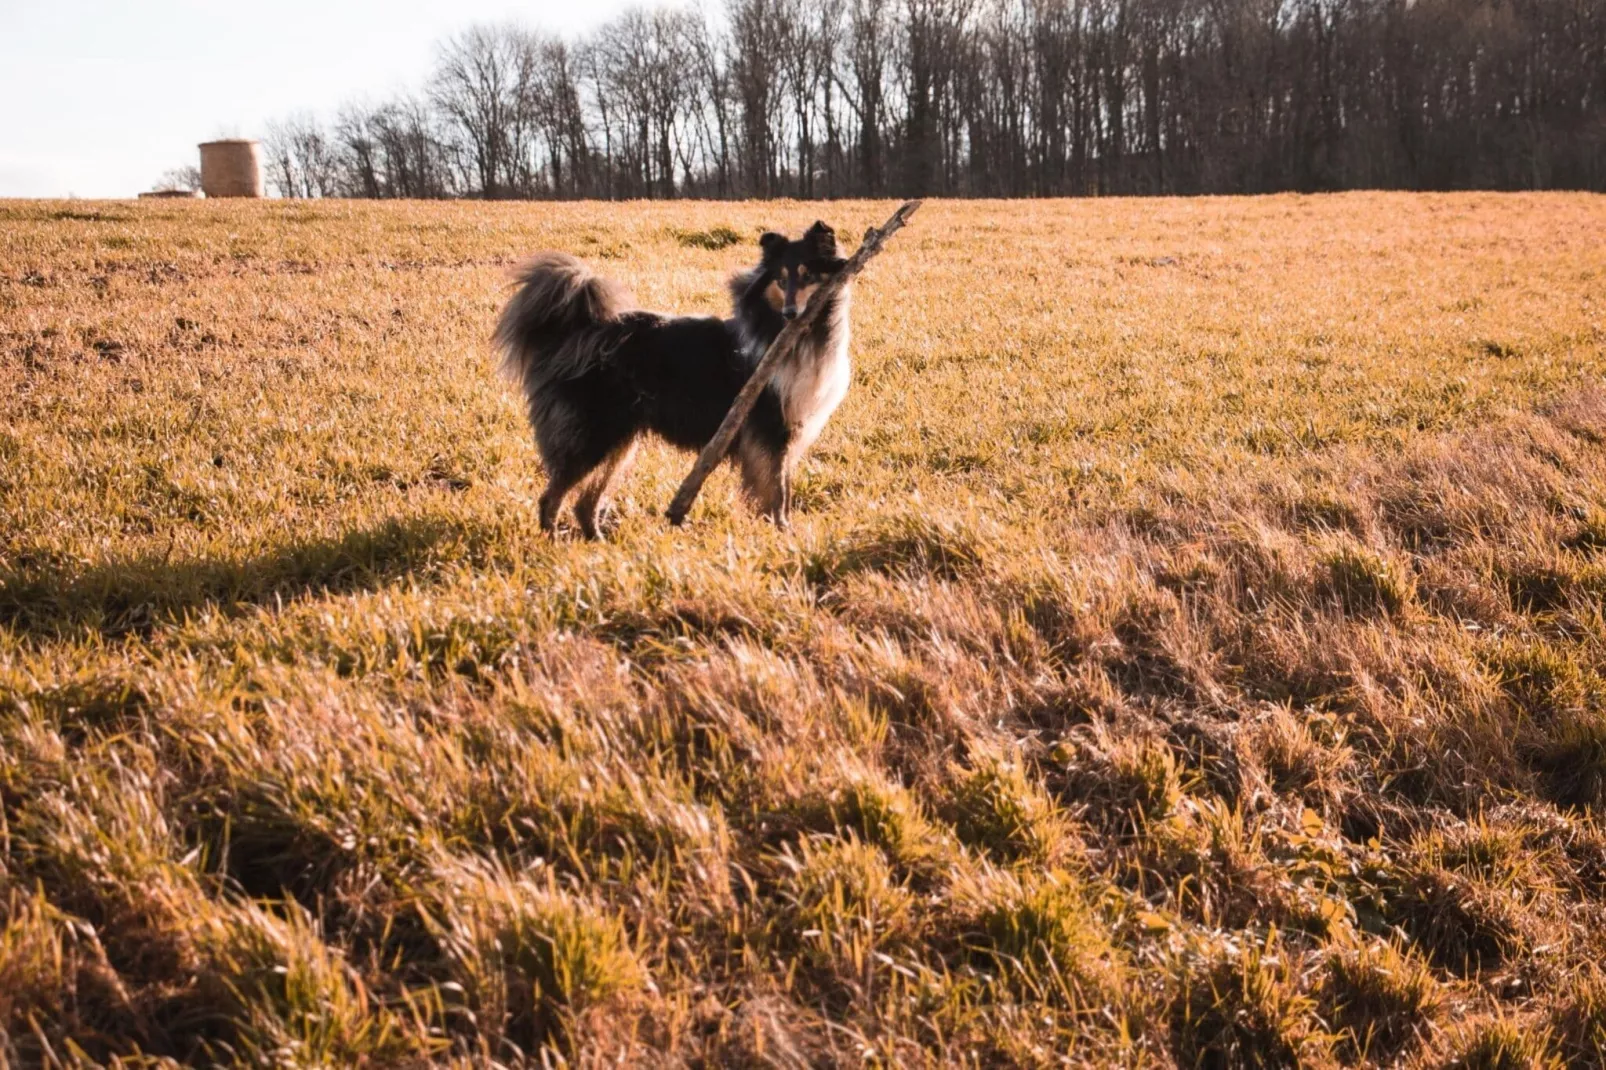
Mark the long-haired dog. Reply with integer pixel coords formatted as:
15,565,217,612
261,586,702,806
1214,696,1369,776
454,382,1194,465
495,221,851,537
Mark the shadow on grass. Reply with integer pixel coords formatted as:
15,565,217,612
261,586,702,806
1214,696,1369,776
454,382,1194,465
0,513,501,640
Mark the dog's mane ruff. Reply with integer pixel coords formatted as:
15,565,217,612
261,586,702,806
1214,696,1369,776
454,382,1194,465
727,265,765,305
495,253,633,397
727,266,772,358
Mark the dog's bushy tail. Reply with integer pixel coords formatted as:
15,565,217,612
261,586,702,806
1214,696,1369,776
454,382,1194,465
495,253,629,395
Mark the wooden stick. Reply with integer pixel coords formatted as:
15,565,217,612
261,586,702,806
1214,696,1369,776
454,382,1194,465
666,199,923,527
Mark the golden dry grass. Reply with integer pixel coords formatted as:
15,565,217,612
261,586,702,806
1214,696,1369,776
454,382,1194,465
2,193,1605,1066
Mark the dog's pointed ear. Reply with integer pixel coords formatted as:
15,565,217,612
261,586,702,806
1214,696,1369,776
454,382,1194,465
759,231,787,260
804,220,838,257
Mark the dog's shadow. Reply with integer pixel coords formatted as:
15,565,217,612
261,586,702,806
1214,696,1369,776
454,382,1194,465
0,514,492,640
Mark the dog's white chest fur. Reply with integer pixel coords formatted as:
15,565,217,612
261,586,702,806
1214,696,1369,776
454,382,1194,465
772,295,851,457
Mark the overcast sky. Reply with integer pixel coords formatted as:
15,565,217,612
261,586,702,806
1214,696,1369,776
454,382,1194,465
0,0,636,198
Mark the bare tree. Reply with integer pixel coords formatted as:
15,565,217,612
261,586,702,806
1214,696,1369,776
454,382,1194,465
841,0,894,195
262,113,338,198
728,0,791,195
687,9,737,195
432,25,530,198
155,164,202,192
335,105,382,198
525,38,591,197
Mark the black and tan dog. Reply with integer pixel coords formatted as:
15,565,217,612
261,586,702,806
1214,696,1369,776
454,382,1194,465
496,222,850,537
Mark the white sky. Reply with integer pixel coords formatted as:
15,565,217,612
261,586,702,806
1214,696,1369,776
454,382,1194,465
0,0,636,198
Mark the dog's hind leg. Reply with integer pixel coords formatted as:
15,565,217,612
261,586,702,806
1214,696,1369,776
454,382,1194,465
532,399,608,535
538,466,587,533
573,436,639,540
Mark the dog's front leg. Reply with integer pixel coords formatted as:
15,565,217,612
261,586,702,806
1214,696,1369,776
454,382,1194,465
736,435,787,525
775,465,794,529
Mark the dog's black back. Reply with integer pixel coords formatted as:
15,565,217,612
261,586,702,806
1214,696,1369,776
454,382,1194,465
496,223,851,537
560,311,790,456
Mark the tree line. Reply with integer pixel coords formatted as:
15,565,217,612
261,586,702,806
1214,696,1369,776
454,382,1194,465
259,0,1606,201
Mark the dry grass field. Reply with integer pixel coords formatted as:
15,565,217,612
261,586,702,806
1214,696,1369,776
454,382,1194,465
2,193,1606,1067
